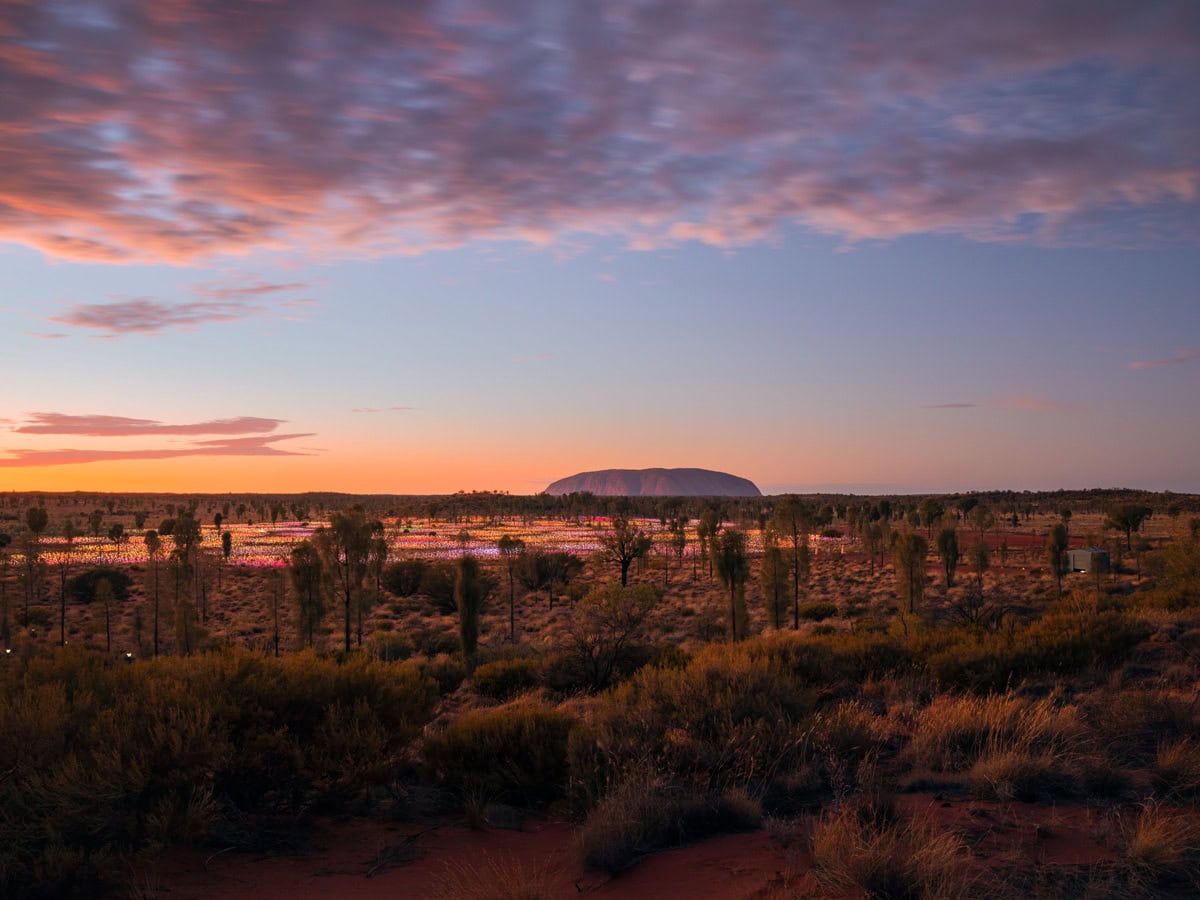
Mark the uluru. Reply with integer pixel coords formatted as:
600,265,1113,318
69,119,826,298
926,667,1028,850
544,467,762,497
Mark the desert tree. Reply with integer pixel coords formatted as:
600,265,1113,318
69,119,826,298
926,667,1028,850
368,532,388,595
600,517,652,587
862,521,885,576
970,538,989,591
88,509,104,537
497,534,525,642
567,582,659,691
316,505,373,652
759,531,790,630
711,527,750,641
59,517,76,647
1046,523,1069,600
144,529,162,656
891,531,929,614
96,576,114,652
671,519,688,579
968,504,995,543
218,529,232,591
517,550,581,609
290,539,325,649
696,507,722,579
0,532,10,645
917,498,944,539
1106,503,1153,551
22,506,48,621
936,525,959,589
107,522,125,562
454,554,492,664
771,496,813,629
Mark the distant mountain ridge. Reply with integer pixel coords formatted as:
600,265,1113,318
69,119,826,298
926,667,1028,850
544,467,762,497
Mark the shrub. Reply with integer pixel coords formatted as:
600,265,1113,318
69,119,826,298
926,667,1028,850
473,657,541,700
922,611,1150,692
798,602,838,622
1124,804,1200,890
369,633,412,661
419,563,458,613
382,558,427,597
423,701,576,805
574,642,813,795
905,693,1083,775
968,749,1079,801
67,567,133,604
0,647,439,896
404,653,467,695
578,771,760,875
1155,739,1200,801
809,802,976,899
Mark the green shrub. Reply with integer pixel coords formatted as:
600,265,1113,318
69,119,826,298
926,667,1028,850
423,701,576,805
473,657,541,700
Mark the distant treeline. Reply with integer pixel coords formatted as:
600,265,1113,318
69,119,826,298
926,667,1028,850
1,487,1196,531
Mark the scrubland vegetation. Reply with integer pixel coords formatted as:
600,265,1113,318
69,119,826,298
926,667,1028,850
1,489,1199,897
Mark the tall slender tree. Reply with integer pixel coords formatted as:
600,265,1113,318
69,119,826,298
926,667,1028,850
1046,523,1069,600
144,529,161,656
290,539,325,648
711,528,750,641
759,531,790,630
891,532,929,614
771,496,812,629
497,535,525,643
59,518,76,646
316,505,373,653
936,525,959,589
454,554,490,664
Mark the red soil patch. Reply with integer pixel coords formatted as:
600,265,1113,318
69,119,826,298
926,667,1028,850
159,818,790,899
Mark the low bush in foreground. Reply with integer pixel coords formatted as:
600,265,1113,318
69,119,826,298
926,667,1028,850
423,701,576,805
577,771,760,875
0,646,438,897
809,801,977,899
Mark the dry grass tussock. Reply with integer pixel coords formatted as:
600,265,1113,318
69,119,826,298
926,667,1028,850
809,799,978,899
1123,803,1200,891
905,692,1084,774
430,852,553,900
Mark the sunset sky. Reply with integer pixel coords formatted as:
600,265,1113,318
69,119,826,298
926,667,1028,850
1,1,1197,495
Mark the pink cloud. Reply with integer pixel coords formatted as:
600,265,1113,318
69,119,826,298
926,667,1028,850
0,434,314,467
0,1,1193,263
922,402,977,409
1128,348,1200,370
47,278,309,335
13,412,284,437
50,296,260,335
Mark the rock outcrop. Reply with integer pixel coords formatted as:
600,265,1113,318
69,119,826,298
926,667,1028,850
544,467,761,497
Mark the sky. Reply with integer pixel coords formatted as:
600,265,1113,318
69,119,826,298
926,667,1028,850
1,0,1198,496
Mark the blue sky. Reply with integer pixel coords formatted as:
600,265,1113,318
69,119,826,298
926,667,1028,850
0,1,1197,494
